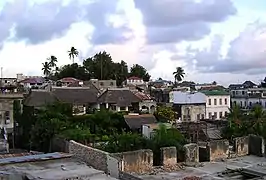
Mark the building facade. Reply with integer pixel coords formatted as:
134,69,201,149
230,88,266,109
201,90,230,120
170,91,206,122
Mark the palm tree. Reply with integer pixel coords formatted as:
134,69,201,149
42,62,51,77
68,47,79,64
173,67,185,85
250,105,266,136
47,55,58,68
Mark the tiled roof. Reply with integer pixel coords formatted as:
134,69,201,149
59,77,81,83
127,76,142,80
124,114,157,130
98,89,141,106
20,77,45,84
134,92,153,100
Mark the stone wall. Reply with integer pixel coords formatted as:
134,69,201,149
119,171,143,180
184,143,199,163
208,140,229,161
249,135,265,157
234,136,249,156
112,149,153,174
160,147,177,166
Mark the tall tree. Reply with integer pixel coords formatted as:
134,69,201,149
42,62,51,77
47,55,58,68
173,67,185,84
68,47,79,64
129,64,151,82
56,63,90,80
83,51,117,80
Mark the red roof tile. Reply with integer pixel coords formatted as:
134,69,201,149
127,76,142,80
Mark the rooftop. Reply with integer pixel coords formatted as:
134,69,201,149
138,155,266,180
0,152,118,180
200,90,230,96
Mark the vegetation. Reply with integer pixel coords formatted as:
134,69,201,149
41,48,151,86
222,104,266,141
173,67,185,84
154,105,176,124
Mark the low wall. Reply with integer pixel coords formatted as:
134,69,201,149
160,147,177,166
208,140,229,161
112,149,153,174
69,140,120,178
249,135,265,157
234,136,249,156
184,143,199,163
119,171,143,180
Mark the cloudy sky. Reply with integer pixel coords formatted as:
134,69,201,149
0,0,265,86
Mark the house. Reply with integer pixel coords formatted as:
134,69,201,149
57,77,82,87
134,91,156,113
0,77,17,87
230,87,266,109
18,77,45,89
89,79,117,91
170,91,206,122
123,114,157,132
24,87,99,114
125,76,145,86
0,92,24,135
97,88,141,112
149,79,173,88
201,90,230,120
195,83,219,90
229,81,257,90
142,122,172,139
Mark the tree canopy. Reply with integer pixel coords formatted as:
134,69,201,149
42,49,150,86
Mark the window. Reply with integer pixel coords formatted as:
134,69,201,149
4,111,10,124
201,114,204,119
110,82,114,86
240,101,243,107
208,99,211,105
197,114,200,120
225,98,227,105
208,112,212,119
219,98,222,105
219,112,223,119
214,99,217,105
214,112,217,119
245,101,247,107
249,102,252,106
120,107,126,111
225,111,228,117
100,82,104,86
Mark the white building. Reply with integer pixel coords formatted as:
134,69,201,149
201,90,230,120
231,88,266,109
126,76,145,85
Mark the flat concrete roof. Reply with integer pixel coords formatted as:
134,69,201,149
138,155,266,180
0,153,118,180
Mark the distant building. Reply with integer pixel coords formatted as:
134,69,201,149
201,90,230,120
126,76,145,86
170,91,206,122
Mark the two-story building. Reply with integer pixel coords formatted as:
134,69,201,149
201,90,230,120
230,87,266,109
170,91,206,122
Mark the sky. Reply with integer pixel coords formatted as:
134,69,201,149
0,0,265,86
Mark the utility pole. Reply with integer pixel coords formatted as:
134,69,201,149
100,53,103,80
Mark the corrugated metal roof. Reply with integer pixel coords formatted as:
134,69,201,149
170,91,206,104
0,152,71,165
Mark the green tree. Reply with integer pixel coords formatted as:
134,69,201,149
42,62,51,77
56,63,90,80
173,67,185,84
129,64,151,82
155,106,175,124
68,47,79,64
250,105,266,136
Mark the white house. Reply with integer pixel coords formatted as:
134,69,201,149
201,90,230,120
126,76,145,85
231,87,266,109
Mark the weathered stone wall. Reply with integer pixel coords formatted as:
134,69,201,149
249,135,265,157
112,149,153,174
234,136,249,156
184,143,199,163
208,140,229,161
69,140,109,173
160,147,177,166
